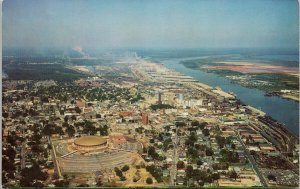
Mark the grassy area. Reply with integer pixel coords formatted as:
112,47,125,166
181,59,299,93
150,104,175,111
208,68,299,92
4,63,88,81
180,59,211,69
70,58,112,65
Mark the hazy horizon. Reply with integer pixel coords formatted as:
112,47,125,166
3,0,299,50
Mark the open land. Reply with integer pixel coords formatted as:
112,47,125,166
2,54,299,188
202,64,299,75
181,59,299,102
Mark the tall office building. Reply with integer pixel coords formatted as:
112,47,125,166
142,112,148,125
157,92,162,104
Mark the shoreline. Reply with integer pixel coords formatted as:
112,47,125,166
73,60,299,138
160,62,299,139
281,94,299,102
157,59,299,136
180,62,299,103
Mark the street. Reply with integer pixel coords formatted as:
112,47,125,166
235,131,268,187
170,127,178,186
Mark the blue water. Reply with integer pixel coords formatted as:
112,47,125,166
158,58,299,135
254,54,299,62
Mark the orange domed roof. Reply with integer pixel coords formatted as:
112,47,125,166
74,136,107,146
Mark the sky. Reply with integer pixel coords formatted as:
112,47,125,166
3,0,299,50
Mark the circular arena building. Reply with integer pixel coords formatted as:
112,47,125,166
73,136,108,152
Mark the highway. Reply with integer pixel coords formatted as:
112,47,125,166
235,131,268,187
170,127,178,186
48,137,62,177
20,142,26,169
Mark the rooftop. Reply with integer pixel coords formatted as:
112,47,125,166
74,135,107,146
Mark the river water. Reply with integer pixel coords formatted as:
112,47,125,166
159,58,299,135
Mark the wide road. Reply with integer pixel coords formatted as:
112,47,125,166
21,142,26,169
170,127,178,187
235,131,268,187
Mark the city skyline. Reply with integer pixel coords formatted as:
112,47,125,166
2,0,299,188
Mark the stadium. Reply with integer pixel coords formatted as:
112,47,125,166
73,136,108,152
52,134,144,174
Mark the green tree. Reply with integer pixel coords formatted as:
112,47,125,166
187,147,198,159
99,125,108,136
120,176,126,181
75,107,81,114
55,126,64,135
3,146,16,160
175,121,186,127
96,179,102,186
71,115,77,121
267,174,276,181
203,129,210,136
3,112,9,118
189,132,198,142
114,167,123,177
82,120,96,135
146,177,153,184
148,146,159,160
42,124,54,136
54,179,69,187
64,116,69,122
186,165,193,178
62,122,69,128
20,162,48,186
212,162,229,170
212,173,220,180
177,161,185,169
220,149,239,163
206,148,214,156
3,158,15,173
216,135,226,148
59,109,64,115
197,159,203,166
231,143,236,150
229,170,238,180
66,126,75,138
191,120,199,127
31,145,43,154
121,165,130,172
145,165,163,183
199,122,208,130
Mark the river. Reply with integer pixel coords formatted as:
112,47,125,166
159,58,299,135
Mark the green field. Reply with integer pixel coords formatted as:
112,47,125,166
180,59,299,93
204,68,299,92
4,63,89,81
